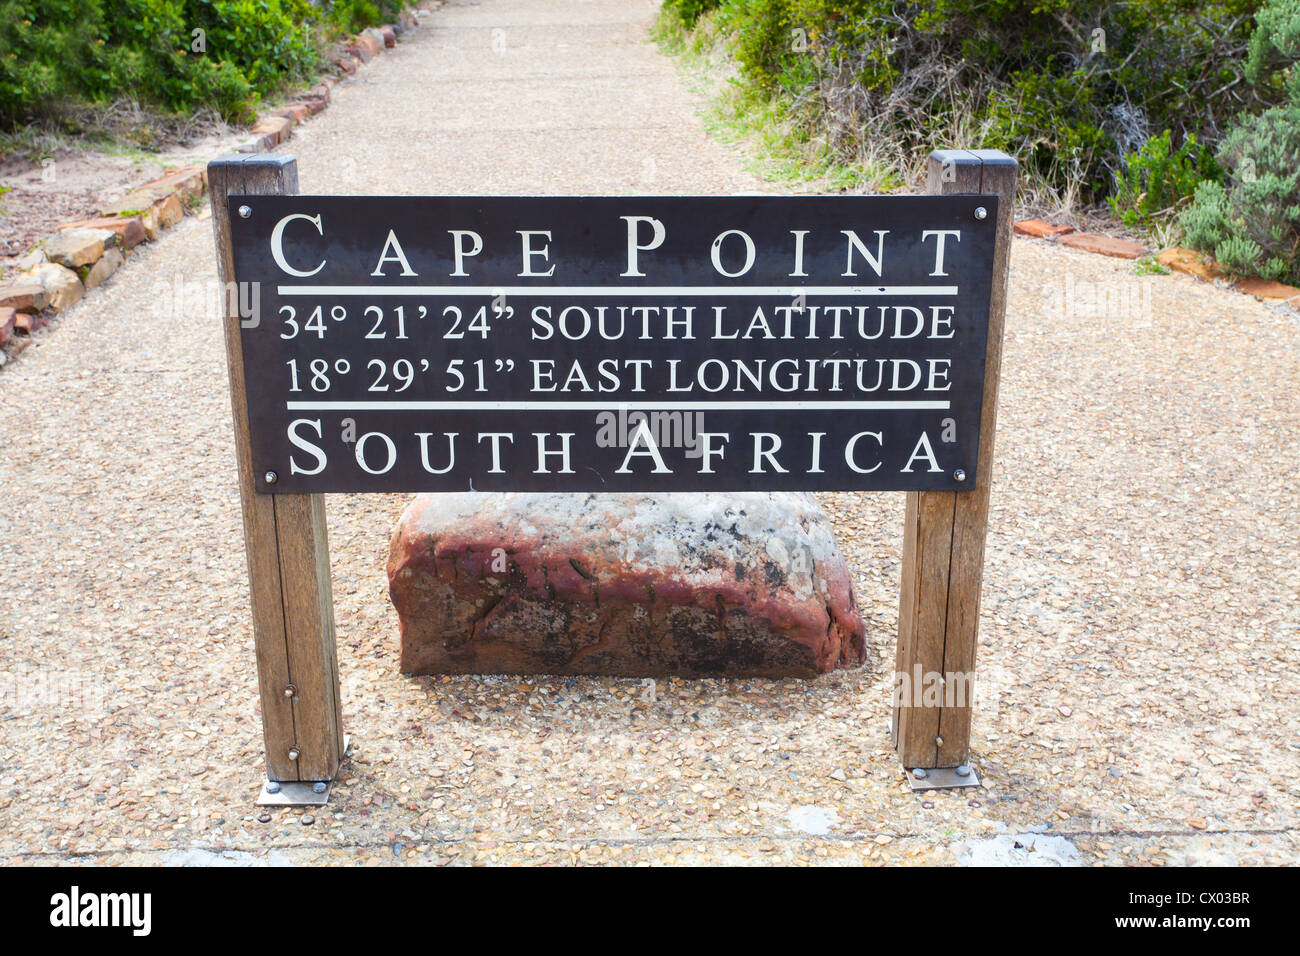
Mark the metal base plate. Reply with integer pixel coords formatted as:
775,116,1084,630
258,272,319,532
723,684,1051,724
256,779,333,807
256,734,351,807
906,765,980,791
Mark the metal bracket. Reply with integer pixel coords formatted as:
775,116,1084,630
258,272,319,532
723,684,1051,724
906,764,980,792
256,734,351,807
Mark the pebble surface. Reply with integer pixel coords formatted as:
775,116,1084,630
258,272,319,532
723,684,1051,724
0,0,1296,866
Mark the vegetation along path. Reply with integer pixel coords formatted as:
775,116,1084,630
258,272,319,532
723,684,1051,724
0,0,1295,865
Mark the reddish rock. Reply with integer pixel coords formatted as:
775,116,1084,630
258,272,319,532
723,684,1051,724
151,192,185,231
388,493,867,678
251,115,292,146
13,312,45,334
398,10,417,31
0,282,50,312
235,133,276,154
1059,233,1147,259
58,216,147,250
83,247,125,289
138,166,207,203
335,55,358,75
1158,247,1223,282
380,25,398,47
100,184,177,218
1014,219,1075,238
0,307,14,345
276,103,312,123
346,37,376,63
1232,276,1300,303
132,193,184,241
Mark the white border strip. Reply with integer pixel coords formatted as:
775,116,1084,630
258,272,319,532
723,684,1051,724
286,400,951,411
277,285,958,297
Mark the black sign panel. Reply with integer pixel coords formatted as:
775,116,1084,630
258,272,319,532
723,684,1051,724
227,195,996,493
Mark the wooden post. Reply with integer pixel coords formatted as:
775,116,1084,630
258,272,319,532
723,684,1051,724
208,154,345,783
893,149,1016,770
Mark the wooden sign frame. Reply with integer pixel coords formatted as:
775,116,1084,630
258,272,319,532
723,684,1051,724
208,149,1015,796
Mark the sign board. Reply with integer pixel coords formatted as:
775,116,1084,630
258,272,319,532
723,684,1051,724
211,151,1016,790
227,196,997,494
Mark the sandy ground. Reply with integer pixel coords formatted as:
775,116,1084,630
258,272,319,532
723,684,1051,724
0,0,1296,866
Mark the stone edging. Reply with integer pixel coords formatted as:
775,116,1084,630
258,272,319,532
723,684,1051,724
1013,218,1300,309
0,4,442,369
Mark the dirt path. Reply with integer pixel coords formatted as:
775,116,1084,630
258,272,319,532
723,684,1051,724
0,0,1296,866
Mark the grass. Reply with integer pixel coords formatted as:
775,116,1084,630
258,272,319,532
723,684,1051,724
652,10,893,194
1132,255,1171,276
0,98,231,165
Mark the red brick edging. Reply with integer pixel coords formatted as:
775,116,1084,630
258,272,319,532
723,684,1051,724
1013,219,1300,308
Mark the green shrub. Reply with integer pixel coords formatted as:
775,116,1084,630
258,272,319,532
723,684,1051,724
0,0,405,132
1108,130,1221,228
662,0,1274,204
1178,0,1300,283
1179,103,1300,283
662,0,724,27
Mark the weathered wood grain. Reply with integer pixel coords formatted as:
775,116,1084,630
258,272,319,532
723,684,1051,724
895,149,1016,769
208,154,344,782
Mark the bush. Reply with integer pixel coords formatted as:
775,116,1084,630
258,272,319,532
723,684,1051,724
1178,0,1300,283
1108,130,1221,228
1179,104,1300,283
662,0,723,27
661,0,1276,204
0,0,405,132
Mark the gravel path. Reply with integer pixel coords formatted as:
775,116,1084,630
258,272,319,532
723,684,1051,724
1,0,1296,866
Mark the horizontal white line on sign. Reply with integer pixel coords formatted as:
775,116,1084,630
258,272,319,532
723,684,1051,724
285,400,952,411
276,285,959,297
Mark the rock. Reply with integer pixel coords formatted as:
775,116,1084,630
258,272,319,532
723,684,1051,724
235,134,277,154
58,216,147,250
345,40,374,64
24,262,84,311
100,185,174,218
97,183,188,238
151,193,185,232
43,227,115,268
13,249,47,270
1232,275,1300,304
0,307,14,345
13,312,45,334
1058,233,1147,259
1158,247,1223,282
275,104,311,124
364,28,388,52
388,492,867,678
335,55,359,75
0,282,49,312
83,247,125,289
380,25,398,47
1013,219,1075,238
137,166,207,204
250,116,292,147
